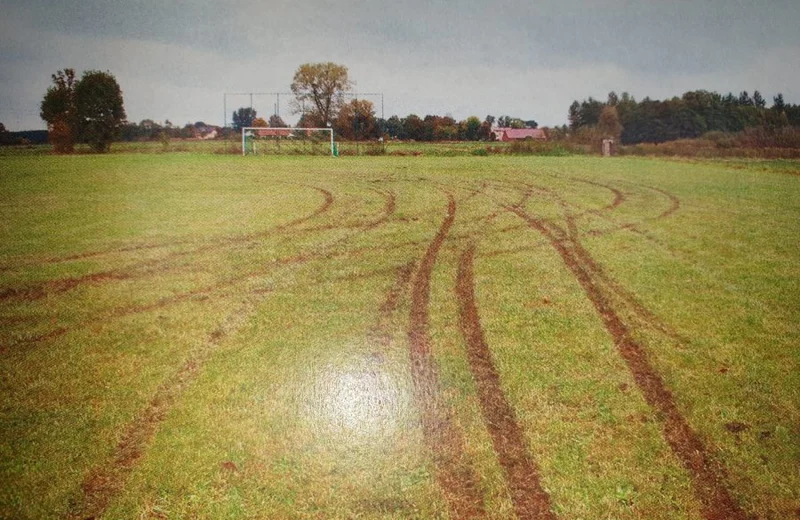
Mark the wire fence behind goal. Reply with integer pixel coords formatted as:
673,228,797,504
242,127,335,156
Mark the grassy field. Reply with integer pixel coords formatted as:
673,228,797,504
0,153,798,519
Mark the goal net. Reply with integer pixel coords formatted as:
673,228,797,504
242,127,335,156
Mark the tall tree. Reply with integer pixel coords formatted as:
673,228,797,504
402,114,424,140
232,107,257,131
382,115,403,139
290,62,351,127
773,93,785,112
598,105,623,140
753,90,766,109
568,101,581,131
268,114,287,128
738,91,753,106
334,99,377,139
40,68,78,153
73,70,126,152
459,116,482,140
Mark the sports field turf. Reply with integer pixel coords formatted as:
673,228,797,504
0,154,798,519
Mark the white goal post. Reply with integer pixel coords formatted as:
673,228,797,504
241,127,335,156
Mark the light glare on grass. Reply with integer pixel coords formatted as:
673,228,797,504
307,357,411,442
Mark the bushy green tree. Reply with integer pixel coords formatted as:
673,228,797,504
402,114,424,140
773,93,785,112
753,90,766,109
381,115,404,139
40,68,78,153
41,69,125,153
74,70,126,152
232,107,257,131
459,116,481,140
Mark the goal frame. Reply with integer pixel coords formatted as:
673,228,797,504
241,127,335,156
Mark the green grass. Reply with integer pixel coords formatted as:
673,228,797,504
0,154,798,519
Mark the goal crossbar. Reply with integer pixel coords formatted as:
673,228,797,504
241,127,335,156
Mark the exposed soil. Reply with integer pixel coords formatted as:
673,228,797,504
568,177,626,212
563,215,690,345
379,261,415,319
633,184,681,219
509,204,747,520
407,194,486,518
68,301,255,519
48,241,187,265
456,245,557,520
366,261,415,351
724,422,750,434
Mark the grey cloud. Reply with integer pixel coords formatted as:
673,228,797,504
1,0,798,130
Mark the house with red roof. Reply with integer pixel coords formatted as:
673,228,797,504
492,127,547,141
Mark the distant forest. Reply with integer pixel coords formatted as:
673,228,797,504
567,90,800,145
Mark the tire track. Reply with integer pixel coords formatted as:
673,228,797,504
456,244,557,520
2,186,500,352
2,183,335,272
493,179,686,340
407,194,486,519
65,297,257,520
2,185,417,352
643,184,681,219
508,204,746,520
0,185,335,303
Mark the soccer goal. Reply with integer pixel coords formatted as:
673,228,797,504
242,127,335,156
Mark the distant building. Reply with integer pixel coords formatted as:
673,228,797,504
253,128,294,138
492,127,546,141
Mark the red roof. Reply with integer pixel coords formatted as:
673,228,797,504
495,128,546,140
254,128,293,137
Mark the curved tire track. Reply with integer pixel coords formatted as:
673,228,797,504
0,185,335,303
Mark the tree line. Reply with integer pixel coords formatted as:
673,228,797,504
229,108,539,142
30,61,800,153
229,62,537,142
568,90,800,145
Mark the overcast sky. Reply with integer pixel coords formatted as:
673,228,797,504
2,0,799,130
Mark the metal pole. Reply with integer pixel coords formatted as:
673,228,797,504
381,93,384,120
223,94,227,128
